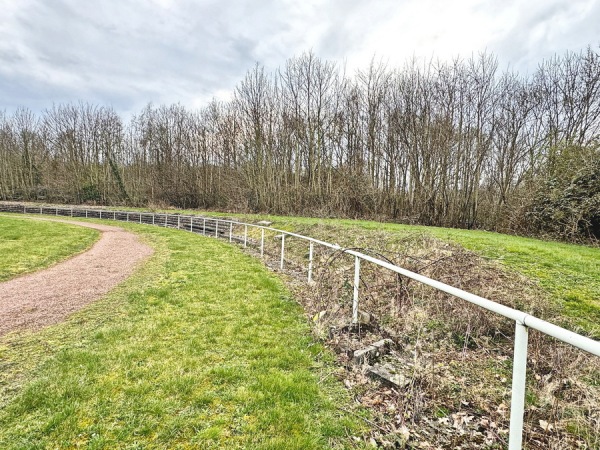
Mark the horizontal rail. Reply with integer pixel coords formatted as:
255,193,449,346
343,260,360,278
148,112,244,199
1,202,598,356
1,201,599,449
345,249,600,356
193,215,600,357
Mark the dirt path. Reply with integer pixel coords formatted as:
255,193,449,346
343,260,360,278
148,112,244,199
0,219,154,336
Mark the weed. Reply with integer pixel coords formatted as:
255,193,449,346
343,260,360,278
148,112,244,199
245,220,600,449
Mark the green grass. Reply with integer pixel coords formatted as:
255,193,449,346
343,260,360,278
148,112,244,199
27,203,599,332
135,207,600,335
419,227,600,333
0,215,99,282
0,218,364,449
334,220,600,335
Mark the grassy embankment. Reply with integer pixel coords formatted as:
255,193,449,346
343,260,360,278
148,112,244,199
12,203,598,330
179,210,599,336
0,215,99,282
0,215,364,449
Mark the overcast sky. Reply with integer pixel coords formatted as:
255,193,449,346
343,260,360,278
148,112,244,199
1,0,599,116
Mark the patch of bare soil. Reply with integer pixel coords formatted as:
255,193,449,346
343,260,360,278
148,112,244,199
0,219,153,336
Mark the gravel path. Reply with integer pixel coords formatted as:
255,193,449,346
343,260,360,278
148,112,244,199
0,219,154,336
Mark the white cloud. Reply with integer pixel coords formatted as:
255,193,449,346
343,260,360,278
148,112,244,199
0,0,598,114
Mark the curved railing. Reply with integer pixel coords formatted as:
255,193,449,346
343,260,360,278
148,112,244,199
1,202,599,449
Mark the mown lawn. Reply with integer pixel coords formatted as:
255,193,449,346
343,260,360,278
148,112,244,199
21,204,599,334
0,218,364,449
150,208,599,336
0,215,99,282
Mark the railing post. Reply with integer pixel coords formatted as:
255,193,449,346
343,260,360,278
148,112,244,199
178,215,181,229
244,225,247,248
229,222,233,242
99,210,102,219
260,228,265,257
190,217,193,232
164,214,168,227
508,321,529,450
215,219,219,238
85,210,88,218
113,211,116,220
139,213,142,224
352,256,361,324
152,214,155,225
308,242,314,282
280,234,286,270
203,218,206,235
127,212,129,222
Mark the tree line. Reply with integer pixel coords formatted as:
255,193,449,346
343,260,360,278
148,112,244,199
1,48,599,241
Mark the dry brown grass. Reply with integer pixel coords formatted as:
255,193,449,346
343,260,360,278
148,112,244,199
250,224,600,449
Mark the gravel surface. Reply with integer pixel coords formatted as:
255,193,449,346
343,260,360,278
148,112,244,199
0,220,153,336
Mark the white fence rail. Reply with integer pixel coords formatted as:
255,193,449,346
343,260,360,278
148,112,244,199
1,202,599,449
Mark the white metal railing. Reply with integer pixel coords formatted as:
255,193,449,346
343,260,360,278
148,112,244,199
1,202,599,449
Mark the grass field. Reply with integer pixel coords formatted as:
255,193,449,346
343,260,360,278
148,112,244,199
0,215,99,282
12,204,598,331
167,209,599,336
2,206,599,447
0,217,364,449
